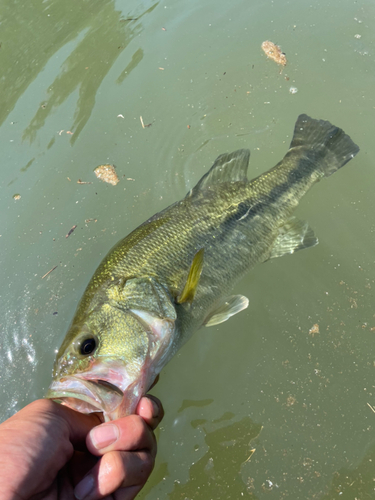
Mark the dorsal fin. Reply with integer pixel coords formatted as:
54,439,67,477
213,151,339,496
188,149,250,197
177,248,204,304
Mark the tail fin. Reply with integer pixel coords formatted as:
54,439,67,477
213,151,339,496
290,114,360,177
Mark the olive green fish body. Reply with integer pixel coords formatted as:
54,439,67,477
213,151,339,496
48,115,359,420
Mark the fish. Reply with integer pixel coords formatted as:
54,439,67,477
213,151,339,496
47,114,359,421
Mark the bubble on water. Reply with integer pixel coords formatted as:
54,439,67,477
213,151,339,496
289,87,298,94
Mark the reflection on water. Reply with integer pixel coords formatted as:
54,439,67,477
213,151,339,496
117,48,144,84
169,413,262,499
23,3,157,144
0,0,157,144
320,443,375,498
140,409,262,499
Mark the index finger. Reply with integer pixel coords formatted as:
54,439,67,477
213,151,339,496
38,399,103,450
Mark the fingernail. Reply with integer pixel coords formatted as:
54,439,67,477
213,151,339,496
74,474,95,500
90,423,119,449
147,395,160,418
149,397,160,418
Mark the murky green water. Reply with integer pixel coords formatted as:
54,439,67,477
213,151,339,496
1,0,375,498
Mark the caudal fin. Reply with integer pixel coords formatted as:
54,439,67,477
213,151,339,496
290,114,360,177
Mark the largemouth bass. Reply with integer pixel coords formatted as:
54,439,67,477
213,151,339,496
47,115,359,421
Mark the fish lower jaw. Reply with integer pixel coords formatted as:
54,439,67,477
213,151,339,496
46,375,125,419
56,396,104,415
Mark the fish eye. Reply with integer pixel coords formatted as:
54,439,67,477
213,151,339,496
80,338,96,356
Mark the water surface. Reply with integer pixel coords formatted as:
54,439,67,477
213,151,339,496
1,0,375,498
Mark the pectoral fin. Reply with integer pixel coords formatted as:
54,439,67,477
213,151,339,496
204,295,249,327
177,248,204,304
269,217,318,260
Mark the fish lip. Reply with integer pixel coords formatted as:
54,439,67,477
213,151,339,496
46,375,124,415
96,379,124,396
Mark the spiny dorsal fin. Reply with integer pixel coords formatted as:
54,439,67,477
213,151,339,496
204,295,249,327
177,248,204,304
188,149,250,197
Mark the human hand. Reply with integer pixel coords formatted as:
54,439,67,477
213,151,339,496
0,395,163,500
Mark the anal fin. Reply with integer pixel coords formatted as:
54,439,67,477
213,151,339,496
204,295,249,327
269,217,318,260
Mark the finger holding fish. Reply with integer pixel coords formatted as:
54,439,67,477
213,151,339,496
74,395,163,500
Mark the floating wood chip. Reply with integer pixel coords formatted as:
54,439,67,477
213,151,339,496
94,164,119,186
261,41,287,66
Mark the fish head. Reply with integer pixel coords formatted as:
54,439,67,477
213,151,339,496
47,277,177,421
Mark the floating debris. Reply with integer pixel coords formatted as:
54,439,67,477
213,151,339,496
286,395,296,406
242,448,256,464
94,164,120,186
42,265,58,279
289,86,298,94
261,41,287,67
13,194,21,200
66,225,77,238
309,324,320,336
140,116,152,128
77,179,92,184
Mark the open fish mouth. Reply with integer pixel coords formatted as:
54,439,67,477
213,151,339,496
46,376,124,417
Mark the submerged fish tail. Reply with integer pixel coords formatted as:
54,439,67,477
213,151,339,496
247,115,360,219
288,114,360,177
233,115,360,261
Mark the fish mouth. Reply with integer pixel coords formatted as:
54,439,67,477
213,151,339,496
46,376,124,418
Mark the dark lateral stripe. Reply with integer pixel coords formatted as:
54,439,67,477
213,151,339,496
286,154,318,184
221,200,266,229
224,155,318,226
266,157,317,207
